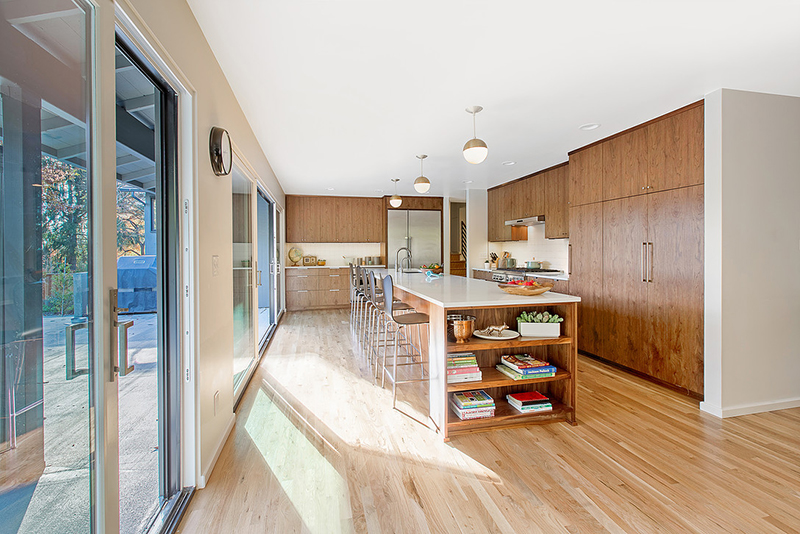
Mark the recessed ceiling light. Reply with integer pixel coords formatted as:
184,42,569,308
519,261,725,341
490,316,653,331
326,187,335,191
463,180,474,184
501,161,516,166
374,189,383,193
579,123,600,131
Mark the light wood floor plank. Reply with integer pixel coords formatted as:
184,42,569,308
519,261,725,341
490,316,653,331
178,310,800,534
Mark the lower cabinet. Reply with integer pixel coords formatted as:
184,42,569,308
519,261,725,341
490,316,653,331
472,269,494,281
286,268,350,310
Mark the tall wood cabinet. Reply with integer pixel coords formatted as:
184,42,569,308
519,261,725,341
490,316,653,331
568,203,604,356
544,165,569,239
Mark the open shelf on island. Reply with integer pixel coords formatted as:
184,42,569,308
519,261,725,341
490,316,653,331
447,335,572,352
447,401,573,436
447,366,570,393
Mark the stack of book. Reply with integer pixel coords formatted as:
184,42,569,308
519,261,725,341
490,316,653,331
495,354,557,381
447,352,482,384
450,390,495,420
506,390,553,413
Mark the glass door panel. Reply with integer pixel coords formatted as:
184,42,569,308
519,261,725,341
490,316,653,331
1,2,94,532
257,191,276,348
232,166,255,394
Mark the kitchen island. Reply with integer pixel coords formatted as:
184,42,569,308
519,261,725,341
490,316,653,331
373,270,581,440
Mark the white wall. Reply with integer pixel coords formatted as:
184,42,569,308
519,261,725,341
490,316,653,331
489,227,570,272
465,189,488,276
121,0,286,486
702,88,800,417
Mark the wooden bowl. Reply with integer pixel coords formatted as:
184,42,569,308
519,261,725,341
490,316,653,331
497,283,554,296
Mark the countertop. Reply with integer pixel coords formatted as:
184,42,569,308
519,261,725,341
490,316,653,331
369,269,580,308
472,267,569,282
286,265,385,269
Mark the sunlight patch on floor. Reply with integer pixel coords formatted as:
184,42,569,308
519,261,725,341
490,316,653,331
244,389,353,534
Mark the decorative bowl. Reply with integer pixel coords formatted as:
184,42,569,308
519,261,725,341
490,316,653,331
498,283,554,296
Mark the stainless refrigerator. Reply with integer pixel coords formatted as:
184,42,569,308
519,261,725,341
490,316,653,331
387,210,442,269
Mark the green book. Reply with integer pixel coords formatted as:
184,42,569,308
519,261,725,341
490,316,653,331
495,364,555,381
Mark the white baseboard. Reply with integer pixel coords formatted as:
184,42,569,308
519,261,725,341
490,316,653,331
197,413,236,489
702,397,800,418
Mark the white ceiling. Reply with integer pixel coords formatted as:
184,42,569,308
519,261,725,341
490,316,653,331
186,0,800,198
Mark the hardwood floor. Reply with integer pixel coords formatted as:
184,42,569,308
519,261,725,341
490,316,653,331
178,309,800,534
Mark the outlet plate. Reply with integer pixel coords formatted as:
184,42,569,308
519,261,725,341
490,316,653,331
212,255,219,276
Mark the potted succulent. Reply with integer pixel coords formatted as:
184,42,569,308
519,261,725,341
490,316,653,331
517,310,563,338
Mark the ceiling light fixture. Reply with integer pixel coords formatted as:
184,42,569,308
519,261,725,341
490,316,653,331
414,154,430,193
389,178,402,208
463,106,488,164
502,161,516,166
579,123,600,131
326,187,335,191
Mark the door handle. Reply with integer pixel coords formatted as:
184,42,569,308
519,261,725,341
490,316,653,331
641,242,647,282
256,270,262,287
648,242,654,283
117,320,135,377
65,322,89,380
568,244,572,275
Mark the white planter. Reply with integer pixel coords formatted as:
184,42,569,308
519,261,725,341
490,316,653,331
517,321,561,338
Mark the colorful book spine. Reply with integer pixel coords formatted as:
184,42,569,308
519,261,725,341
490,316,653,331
495,365,555,381
447,373,482,383
449,401,495,420
507,402,552,414
452,390,494,407
447,366,480,375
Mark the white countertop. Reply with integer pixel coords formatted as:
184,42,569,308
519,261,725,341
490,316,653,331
286,265,385,269
369,269,580,308
471,267,569,281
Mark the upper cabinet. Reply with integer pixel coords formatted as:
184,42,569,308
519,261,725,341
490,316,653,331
602,126,649,200
646,105,704,192
487,186,512,242
544,165,569,239
286,195,383,243
568,144,603,206
569,102,704,206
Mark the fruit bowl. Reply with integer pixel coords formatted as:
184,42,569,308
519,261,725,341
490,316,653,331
497,282,553,296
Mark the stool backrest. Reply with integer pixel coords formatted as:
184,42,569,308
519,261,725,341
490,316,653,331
348,263,357,288
367,270,379,304
382,274,395,315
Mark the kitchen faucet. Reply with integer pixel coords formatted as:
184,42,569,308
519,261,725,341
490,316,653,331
395,247,412,272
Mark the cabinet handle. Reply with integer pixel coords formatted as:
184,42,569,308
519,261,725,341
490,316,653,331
330,289,339,292
568,244,572,275
648,242,654,283
298,290,309,293
641,242,647,282
297,275,308,278
329,275,339,277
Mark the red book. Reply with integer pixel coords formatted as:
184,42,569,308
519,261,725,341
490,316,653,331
447,366,480,375
507,391,549,406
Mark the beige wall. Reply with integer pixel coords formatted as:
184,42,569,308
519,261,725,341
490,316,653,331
702,88,800,417
121,0,285,484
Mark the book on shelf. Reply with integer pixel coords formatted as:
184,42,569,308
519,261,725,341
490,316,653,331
495,364,555,381
449,400,495,420
500,354,557,374
447,372,482,384
447,366,480,375
447,355,478,368
507,400,553,414
452,390,494,409
507,391,550,405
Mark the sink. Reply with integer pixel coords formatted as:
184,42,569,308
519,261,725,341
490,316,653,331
401,268,423,273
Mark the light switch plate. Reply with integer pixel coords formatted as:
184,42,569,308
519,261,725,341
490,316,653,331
212,255,219,276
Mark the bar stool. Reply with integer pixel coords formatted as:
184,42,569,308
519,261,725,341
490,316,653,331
380,274,430,409
365,270,412,375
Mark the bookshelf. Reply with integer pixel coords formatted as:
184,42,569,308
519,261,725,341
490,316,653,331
444,301,578,438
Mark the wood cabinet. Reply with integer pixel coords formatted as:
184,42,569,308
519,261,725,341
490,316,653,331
286,268,350,310
644,185,704,394
602,126,648,200
544,165,569,239
646,105,704,192
511,175,544,220
601,196,648,371
568,203,604,356
472,269,494,281
487,186,512,242
286,195,383,243
591,186,704,395
568,143,603,206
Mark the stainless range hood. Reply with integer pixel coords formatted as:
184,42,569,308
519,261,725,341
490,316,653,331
505,215,545,226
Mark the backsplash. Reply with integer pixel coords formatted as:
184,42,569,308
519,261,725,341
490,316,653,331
285,242,382,266
488,225,569,272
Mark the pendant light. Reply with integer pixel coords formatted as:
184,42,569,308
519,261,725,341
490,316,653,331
463,106,488,164
389,178,402,207
414,154,430,193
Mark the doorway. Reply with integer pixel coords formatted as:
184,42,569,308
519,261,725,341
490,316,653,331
256,190,277,349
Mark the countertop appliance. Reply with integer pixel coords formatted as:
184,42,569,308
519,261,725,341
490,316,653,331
491,267,564,283
387,209,441,269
